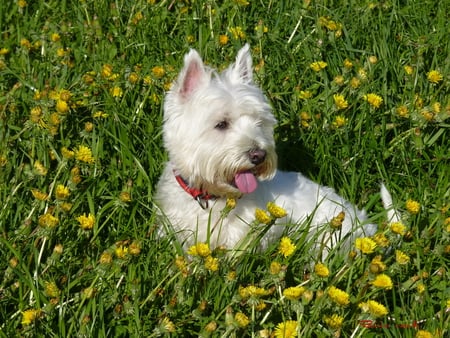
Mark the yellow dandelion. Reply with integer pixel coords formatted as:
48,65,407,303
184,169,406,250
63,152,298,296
390,222,407,235
327,286,350,307
110,86,123,97
75,145,95,164
395,250,410,265
34,160,48,176
226,197,236,209
343,59,353,69
404,65,414,75
115,245,129,259
76,213,95,230
371,274,393,289
128,72,139,84
234,312,250,328
129,241,141,256
372,233,390,247
151,66,165,79
119,191,131,203
270,261,282,275
350,76,361,88
93,111,109,119
368,56,378,64
278,237,296,258
431,102,441,113
187,242,211,257
331,115,347,129
101,64,113,78
416,330,433,338
369,255,386,273
267,202,287,218
30,106,43,122
283,286,305,300
0,47,9,55
310,61,327,72
333,94,348,110
359,300,389,317
31,189,48,201
55,184,70,200
333,75,345,86
218,34,229,46
364,93,383,109
426,70,443,84
274,320,298,338
358,68,368,80
330,211,345,229
204,255,219,272
238,285,269,299
229,26,246,39
323,314,344,329
299,90,313,99
21,309,41,325
99,252,113,265
38,213,59,228
255,208,272,224
314,263,330,277
60,202,72,212
44,281,60,298
61,147,74,159
405,199,420,214
416,283,426,294
355,237,377,254
396,105,409,118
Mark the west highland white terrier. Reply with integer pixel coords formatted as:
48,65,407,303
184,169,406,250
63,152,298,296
155,44,397,253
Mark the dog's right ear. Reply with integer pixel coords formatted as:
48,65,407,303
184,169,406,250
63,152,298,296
176,49,209,99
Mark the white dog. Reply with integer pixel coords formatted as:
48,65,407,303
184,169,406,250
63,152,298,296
155,44,397,252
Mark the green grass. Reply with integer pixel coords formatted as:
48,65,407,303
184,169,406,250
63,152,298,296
1,0,449,336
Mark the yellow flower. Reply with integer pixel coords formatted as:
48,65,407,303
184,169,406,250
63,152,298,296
355,237,377,254
55,184,70,200
239,285,269,299
267,202,287,218
75,145,95,164
270,261,282,275
363,93,383,108
101,64,113,78
396,105,409,118
333,94,348,110
226,198,236,209
395,250,410,265
427,70,443,84
218,34,229,46
119,191,131,202
31,189,48,201
371,274,393,289
404,65,414,75
111,86,123,97
314,263,330,277
187,242,211,257
151,66,165,78
204,255,219,272
331,115,347,129
327,286,350,307
229,26,246,39
234,312,250,328
359,300,389,317
350,77,361,88
38,213,59,228
283,286,306,300
405,199,420,214
115,245,129,259
416,330,433,338
60,202,72,212
343,59,353,69
369,255,386,273
274,320,298,338
34,160,48,176
278,237,296,258
99,252,113,265
17,0,28,8
56,100,69,114
416,283,426,294
255,208,272,224
77,213,95,230
310,61,327,72
333,75,345,86
299,90,313,99
128,72,139,84
21,309,41,325
61,147,74,159
93,111,109,119
368,56,378,64
330,211,345,229
129,241,141,256
44,281,60,298
160,317,176,333
390,222,407,235
372,233,389,247
323,314,344,329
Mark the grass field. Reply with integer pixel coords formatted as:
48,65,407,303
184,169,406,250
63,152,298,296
0,0,449,336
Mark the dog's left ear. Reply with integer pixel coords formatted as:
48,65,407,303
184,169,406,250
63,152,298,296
227,44,253,84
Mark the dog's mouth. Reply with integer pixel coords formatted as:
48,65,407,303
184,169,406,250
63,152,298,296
232,170,259,194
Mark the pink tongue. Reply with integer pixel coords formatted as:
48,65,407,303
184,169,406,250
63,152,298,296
234,171,258,194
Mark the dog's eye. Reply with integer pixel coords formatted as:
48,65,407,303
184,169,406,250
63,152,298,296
215,120,229,130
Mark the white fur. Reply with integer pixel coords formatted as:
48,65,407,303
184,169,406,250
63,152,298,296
155,44,396,252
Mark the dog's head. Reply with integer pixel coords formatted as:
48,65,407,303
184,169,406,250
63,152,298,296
163,44,277,197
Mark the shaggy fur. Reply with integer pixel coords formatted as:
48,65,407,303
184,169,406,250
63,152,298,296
155,44,397,251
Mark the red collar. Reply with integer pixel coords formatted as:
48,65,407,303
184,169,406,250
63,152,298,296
174,171,214,209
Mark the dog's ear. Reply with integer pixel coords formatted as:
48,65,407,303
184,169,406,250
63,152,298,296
227,44,253,84
176,49,209,99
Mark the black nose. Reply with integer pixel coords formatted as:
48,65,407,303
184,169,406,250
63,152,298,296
248,149,266,165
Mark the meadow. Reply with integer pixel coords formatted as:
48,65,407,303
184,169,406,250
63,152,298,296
0,0,449,336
